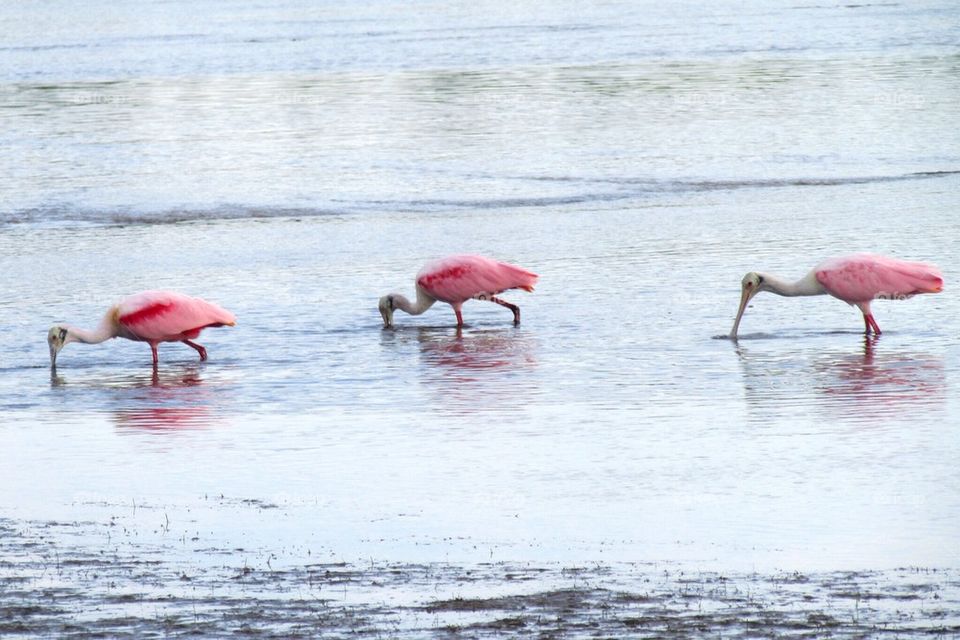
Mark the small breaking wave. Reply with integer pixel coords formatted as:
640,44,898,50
523,169,960,191
3,170,957,227
1,205,350,227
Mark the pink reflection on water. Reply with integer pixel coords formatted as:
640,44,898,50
813,335,946,415
113,405,215,431
419,329,524,372
735,335,946,424
48,365,227,433
114,366,225,432
415,327,538,413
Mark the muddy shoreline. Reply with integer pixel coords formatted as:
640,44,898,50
1,516,958,638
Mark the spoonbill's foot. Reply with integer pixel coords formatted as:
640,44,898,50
490,296,520,325
182,339,208,361
864,314,882,335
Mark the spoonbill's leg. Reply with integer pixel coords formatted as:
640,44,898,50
490,296,520,324
863,313,871,334
182,339,208,361
452,302,464,328
857,302,881,335
150,343,159,365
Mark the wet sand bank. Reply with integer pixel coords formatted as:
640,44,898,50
2,516,957,638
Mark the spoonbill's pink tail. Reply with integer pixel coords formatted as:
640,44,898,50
504,264,538,292
910,264,944,293
874,257,943,295
481,256,537,292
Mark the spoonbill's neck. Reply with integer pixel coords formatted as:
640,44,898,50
761,271,824,297
393,287,436,316
68,311,119,344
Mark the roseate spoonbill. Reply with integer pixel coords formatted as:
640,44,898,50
48,290,236,367
731,253,943,338
379,254,538,328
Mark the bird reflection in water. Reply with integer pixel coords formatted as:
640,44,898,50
51,364,204,389
813,335,946,416
412,327,539,414
51,365,222,431
735,335,945,423
113,404,214,432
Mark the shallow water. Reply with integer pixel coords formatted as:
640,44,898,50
3,177,958,575
2,0,959,613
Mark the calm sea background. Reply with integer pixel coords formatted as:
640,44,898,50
1,0,959,574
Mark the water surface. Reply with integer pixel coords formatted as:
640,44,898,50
1,0,959,586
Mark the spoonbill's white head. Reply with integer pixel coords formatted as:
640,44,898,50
731,272,767,338
378,295,395,328
47,325,73,368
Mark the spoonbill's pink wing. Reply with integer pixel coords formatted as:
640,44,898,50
117,290,236,341
416,255,538,303
815,254,943,303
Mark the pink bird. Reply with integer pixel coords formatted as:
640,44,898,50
379,254,538,328
48,290,236,367
731,253,943,337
